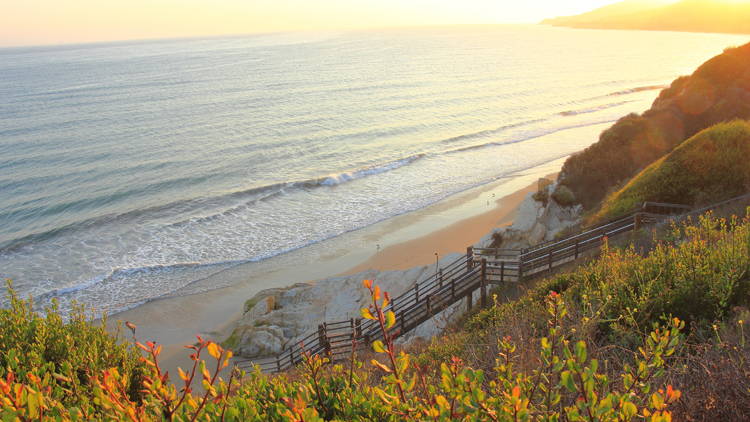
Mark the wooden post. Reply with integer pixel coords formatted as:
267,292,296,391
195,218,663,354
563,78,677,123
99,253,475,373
355,318,362,338
438,268,443,288
400,311,406,333
500,261,505,283
634,213,641,231
574,239,579,259
318,324,330,355
480,259,487,308
426,295,432,317
290,348,295,366
415,284,420,303
318,324,325,346
276,356,281,373
466,291,473,311
548,250,553,272
518,261,523,281
466,246,474,271
450,277,455,299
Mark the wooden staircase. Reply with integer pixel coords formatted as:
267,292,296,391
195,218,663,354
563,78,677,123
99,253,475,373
235,201,693,373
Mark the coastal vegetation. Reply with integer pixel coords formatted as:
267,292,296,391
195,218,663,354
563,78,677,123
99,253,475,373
559,42,750,209
597,120,750,220
543,0,750,35
2,212,749,420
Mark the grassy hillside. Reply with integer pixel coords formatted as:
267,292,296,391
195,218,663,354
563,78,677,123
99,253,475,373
559,42,750,209
422,212,750,420
596,120,750,220
543,0,750,34
2,212,750,420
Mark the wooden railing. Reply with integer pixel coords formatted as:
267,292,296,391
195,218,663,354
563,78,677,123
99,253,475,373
235,202,694,373
237,253,485,373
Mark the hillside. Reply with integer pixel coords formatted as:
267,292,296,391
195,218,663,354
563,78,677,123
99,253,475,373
597,120,750,219
559,41,750,209
543,0,750,34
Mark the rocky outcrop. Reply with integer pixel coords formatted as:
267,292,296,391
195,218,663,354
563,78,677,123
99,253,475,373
231,254,462,358
476,180,582,250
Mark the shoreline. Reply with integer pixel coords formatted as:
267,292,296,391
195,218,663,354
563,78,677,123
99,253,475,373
110,159,565,375
343,177,544,274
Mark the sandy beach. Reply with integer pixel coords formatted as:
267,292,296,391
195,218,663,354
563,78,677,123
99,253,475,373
111,159,564,375
344,179,542,273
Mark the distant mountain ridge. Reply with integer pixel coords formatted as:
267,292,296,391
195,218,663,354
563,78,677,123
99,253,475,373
543,0,750,34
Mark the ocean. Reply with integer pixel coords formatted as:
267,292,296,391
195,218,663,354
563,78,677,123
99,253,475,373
0,25,746,316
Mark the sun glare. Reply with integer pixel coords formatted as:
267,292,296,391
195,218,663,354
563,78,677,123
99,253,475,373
1,0,632,47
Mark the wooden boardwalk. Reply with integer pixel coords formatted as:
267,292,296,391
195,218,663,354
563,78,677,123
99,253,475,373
236,201,692,373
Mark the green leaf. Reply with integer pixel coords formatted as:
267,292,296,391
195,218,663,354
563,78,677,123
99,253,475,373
560,370,575,391
27,391,40,419
575,340,587,363
622,401,637,419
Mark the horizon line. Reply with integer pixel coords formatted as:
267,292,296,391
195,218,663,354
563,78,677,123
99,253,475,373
0,23,547,51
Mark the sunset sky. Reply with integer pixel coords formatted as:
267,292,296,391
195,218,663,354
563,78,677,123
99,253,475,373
1,0,656,47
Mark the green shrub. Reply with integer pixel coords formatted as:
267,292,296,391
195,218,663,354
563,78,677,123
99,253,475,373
473,212,750,347
551,184,576,206
0,283,145,411
532,177,553,204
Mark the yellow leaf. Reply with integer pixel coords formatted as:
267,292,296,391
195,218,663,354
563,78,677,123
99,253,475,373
385,311,396,329
360,308,375,320
372,340,386,353
363,279,373,289
207,342,221,360
178,367,189,382
373,387,394,404
371,359,392,373
373,285,381,301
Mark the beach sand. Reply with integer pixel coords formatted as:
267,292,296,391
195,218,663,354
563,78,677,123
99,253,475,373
111,159,563,377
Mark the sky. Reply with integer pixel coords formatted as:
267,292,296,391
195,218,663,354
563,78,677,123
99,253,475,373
2,0,645,47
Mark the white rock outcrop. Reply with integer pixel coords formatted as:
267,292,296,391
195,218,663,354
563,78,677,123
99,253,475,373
476,181,582,250
232,254,462,358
